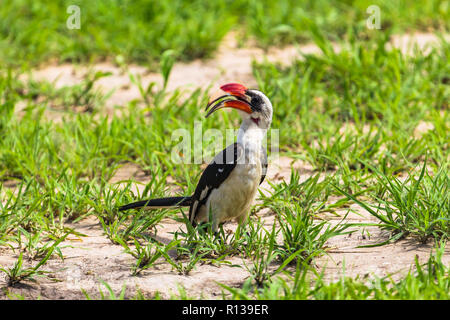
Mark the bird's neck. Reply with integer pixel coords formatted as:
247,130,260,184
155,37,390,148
237,119,266,154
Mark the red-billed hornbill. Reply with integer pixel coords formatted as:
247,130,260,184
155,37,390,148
119,83,273,231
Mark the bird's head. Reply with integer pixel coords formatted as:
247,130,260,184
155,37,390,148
205,83,273,130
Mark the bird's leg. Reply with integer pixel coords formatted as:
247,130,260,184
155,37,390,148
211,218,219,235
213,223,225,239
236,212,249,228
234,213,252,240
205,203,219,234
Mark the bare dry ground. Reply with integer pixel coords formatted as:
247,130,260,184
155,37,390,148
1,32,449,299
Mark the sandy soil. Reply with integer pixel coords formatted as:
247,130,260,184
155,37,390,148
1,32,449,299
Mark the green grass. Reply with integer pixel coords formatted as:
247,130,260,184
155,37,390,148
336,161,449,245
255,32,449,166
0,9,448,298
0,0,448,67
219,242,450,300
258,172,351,263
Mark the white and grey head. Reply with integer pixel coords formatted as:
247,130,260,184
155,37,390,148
243,88,273,130
205,83,273,131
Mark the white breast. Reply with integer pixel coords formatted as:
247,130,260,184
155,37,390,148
195,160,261,229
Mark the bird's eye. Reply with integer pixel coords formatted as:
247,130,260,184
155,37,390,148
251,96,262,107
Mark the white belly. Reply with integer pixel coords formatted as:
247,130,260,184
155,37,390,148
196,162,261,228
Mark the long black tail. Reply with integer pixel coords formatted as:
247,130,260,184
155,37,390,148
119,196,192,211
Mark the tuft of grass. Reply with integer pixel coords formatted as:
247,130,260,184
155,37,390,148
259,171,351,263
82,279,127,300
118,238,171,276
0,232,69,287
335,161,449,245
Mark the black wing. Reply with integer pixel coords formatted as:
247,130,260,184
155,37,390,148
189,142,243,225
260,146,268,185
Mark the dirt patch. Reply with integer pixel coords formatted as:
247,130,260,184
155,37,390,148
413,121,434,138
389,32,449,55
0,215,249,299
319,206,450,282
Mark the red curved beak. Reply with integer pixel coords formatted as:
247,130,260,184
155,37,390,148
205,83,252,118
220,83,248,99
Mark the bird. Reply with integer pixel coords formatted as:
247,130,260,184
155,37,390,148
119,83,273,232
